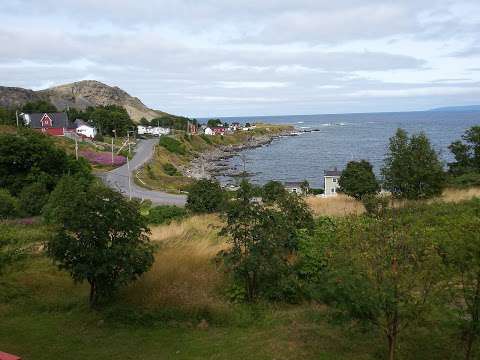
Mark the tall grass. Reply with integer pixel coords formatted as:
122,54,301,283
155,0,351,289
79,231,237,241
306,187,480,217
125,214,228,311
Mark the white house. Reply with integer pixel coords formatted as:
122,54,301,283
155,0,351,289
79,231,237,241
137,125,170,136
324,168,342,196
74,119,97,138
204,127,214,136
284,181,309,195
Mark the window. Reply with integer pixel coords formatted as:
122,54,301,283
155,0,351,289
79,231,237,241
331,188,335,193
333,178,337,183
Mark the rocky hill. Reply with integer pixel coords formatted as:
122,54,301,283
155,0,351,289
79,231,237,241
0,80,168,122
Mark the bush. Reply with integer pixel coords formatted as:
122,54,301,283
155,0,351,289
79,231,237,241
18,182,50,216
447,172,480,188
310,188,324,195
339,160,379,199
262,180,287,203
94,133,104,142
146,205,187,225
186,179,226,213
158,137,186,155
162,163,181,176
361,194,390,217
0,189,20,219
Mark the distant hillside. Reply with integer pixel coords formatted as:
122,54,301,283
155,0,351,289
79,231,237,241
0,80,170,122
430,105,480,112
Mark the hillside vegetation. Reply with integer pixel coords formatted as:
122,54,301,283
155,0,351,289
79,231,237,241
137,124,292,193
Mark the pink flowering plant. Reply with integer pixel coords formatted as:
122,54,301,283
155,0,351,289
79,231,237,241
80,151,126,166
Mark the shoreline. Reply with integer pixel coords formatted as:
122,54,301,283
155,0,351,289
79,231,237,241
183,129,295,181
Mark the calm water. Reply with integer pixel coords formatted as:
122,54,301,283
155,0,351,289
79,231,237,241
214,111,480,188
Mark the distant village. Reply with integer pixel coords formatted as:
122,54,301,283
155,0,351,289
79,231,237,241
19,111,341,197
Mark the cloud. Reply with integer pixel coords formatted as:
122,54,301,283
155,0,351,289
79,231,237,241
0,0,479,116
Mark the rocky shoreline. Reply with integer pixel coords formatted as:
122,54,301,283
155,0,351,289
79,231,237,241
183,129,295,181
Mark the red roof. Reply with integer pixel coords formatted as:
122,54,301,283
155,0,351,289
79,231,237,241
0,351,21,360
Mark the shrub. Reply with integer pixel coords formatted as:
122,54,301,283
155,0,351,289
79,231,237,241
146,205,187,225
339,160,379,199
310,188,324,195
361,194,390,217
447,172,480,188
162,163,181,176
158,136,186,155
0,189,20,219
186,179,226,213
18,182,50,216
262,180,287,203
94,133,104,142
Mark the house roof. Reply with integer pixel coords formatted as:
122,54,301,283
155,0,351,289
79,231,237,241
73,119,92,128
324,169,342,177
25,112,73,129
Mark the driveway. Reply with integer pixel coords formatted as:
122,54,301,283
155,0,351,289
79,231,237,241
100,139,187,206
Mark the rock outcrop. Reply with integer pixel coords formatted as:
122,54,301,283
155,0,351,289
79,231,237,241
0,80,168,122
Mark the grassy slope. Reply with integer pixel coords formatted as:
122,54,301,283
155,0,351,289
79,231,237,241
0,217,378,360
3,193,479,359
136,124,292,193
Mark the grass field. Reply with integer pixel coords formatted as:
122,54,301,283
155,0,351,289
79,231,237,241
2,189,480,359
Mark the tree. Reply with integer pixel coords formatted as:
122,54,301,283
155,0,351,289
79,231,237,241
0,188,20,219
449,126,480,175
186,179,226,213
315,209,442,360
22,100,58,113
262,180,287,203
435,200,480,360
0,130,91,195
44,177,154,307
207,119,223,128
300,180,310,195
18,182,50,216
219,180,313,302
0,106,16,126
381,128,445,200
339,160,379,199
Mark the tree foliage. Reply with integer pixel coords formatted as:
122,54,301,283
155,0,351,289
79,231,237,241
262,180,287,203
339,160,379,199
0,130,91,195
0,189,20,219
307,208,443,360
68,105,134,136
44,177,155,307
219,180,313,302
449,126,480,175
22,100,58,113
186,179,226,213
381,128,445,200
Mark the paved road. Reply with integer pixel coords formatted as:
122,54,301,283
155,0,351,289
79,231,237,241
101,139,187,206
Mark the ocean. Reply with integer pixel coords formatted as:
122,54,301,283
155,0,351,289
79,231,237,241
214,111,480,188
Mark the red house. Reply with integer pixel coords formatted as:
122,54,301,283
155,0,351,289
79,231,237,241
23,112,75,136
212,127,226,135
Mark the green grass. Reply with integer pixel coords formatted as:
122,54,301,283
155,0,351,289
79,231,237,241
0,214,473,360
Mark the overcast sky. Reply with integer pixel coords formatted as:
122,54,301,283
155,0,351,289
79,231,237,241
1,0,479,117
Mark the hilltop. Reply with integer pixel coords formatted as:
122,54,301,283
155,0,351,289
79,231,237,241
0,80,169,122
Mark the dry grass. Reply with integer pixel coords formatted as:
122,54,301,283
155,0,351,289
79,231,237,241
307,187,480,217
437,187,480,203
125,214,229,310
306,194,365,217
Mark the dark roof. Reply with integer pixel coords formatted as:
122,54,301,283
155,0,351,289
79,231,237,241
24,112,73,129
324,169,342,177
73,119,92,127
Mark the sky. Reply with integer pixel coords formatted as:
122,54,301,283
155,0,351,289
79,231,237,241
1,0,479,117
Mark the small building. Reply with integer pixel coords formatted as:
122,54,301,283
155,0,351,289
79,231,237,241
204,127,214,136
137,125,170,136
23,112,75,136
324,168,342,196
284,181,308,195
212,127,226,135
74,119,97,139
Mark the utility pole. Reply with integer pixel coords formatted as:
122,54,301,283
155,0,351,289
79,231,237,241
127,155,132,200
75,136,79,160
15,111,19,128
111,137,114,165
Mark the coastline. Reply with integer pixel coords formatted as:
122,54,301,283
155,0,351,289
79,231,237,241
183,128,295,181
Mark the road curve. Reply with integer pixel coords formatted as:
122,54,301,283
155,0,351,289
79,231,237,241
100,139,187,206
